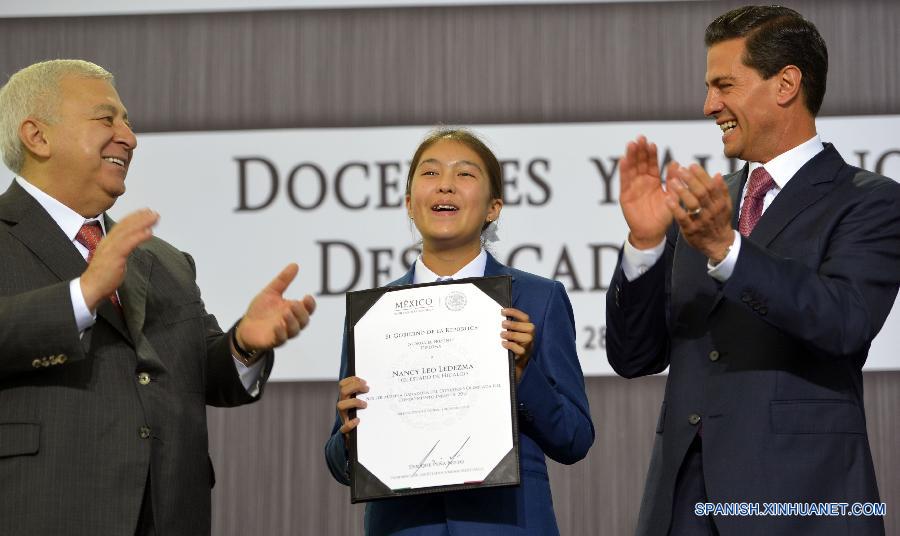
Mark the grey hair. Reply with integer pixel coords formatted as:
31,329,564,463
0,59,114,173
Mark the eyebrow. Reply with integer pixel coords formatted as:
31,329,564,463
706,75,736,87
417,158,484,173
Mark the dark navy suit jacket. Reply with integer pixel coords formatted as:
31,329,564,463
606,145,900,536
326,253,594,535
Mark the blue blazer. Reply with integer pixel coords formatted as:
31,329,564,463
325,253,594,535
606,145,900,536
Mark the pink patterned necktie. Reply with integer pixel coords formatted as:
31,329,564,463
75,222,122,310
738,167,777,237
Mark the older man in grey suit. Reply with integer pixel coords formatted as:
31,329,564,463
0,60,316,535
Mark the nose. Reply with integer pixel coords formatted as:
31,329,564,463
437,172,455,193
703,88,723,118
115,120,137,151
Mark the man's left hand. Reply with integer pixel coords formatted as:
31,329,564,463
665,164,735,262
235,263,317,354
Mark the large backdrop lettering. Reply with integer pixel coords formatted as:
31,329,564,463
8,117,894,381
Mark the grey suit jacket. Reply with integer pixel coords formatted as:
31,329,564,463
0,180,273,535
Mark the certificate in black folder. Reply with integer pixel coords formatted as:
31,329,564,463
346,275,519,503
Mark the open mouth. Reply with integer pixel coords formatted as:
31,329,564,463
431,204,459,213
718,120,737,135
103,156,127,168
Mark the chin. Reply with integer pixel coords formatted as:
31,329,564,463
103,178,127,196
424,232,479,249
722,144,742,160
426,232,463,244
98,189,125,212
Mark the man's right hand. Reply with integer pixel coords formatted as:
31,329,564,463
619,136,676,249
80,209,159,312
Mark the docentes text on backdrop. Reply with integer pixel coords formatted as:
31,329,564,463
32,117,895,381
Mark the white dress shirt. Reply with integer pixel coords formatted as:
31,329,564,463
412,249,488,284
621,134,825,282
15,176,263,393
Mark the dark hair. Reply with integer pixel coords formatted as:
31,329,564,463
405,129,503,231
705,5,828,115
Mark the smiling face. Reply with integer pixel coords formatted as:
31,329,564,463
405,139,502,253
704,38,783,163
41,75,136,216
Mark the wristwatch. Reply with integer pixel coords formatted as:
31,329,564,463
231,324,260,362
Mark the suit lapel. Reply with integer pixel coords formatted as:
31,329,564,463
484,252,514,279
108,215,154,343
707,145,843,317
0,183,134,342
121,248,154,345
104,215,168,369
708,166,747,313
0,181,88,284
747,144,842,247
727,166,748,229
484,253,518,306
123,252,165,370
390,266,415,286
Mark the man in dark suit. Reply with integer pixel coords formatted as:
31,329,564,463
606,6,900,536
0,59,316,535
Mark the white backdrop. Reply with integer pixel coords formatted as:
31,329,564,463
6,117,899,380
107,116,900,379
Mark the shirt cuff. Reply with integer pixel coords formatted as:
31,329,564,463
70,278,97,334
707,230,742,282
233,355,266,397
621,237,666,282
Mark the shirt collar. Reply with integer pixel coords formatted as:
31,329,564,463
413,249,487,284
747,134,824,190
16,176,106,240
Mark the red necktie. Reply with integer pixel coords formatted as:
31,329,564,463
738,167,776,237
75,222,122,310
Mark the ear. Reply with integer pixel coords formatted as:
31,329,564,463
405,194,412,219
775,65,803,107
486,198,503,223
19,117,51,160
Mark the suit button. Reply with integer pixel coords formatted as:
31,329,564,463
137,372,151,385
139,426,151,439
708,350,720,362
688,413,701,426
759,307,768,315
741,292,752,303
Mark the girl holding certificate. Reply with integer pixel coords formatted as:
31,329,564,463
325,129,594,535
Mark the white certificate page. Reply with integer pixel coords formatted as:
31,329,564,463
353,282,514,491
